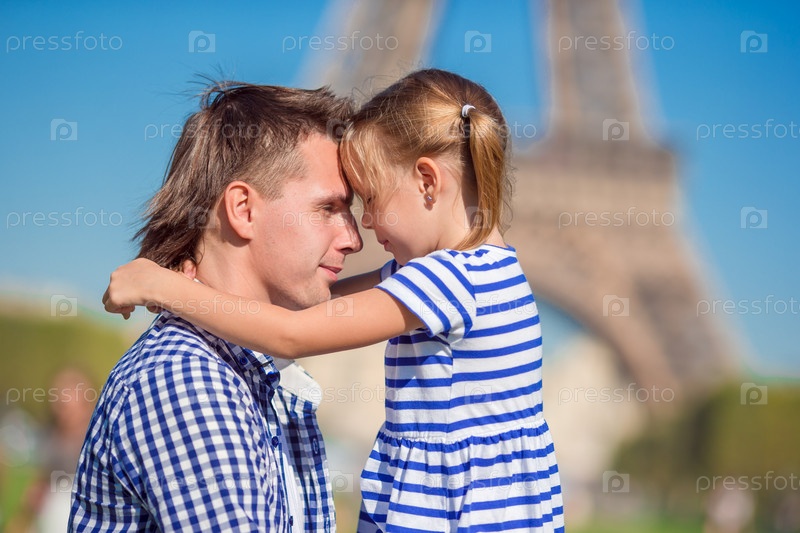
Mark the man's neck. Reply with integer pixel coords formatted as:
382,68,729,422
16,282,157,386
193,248,271,304
195,252,296,367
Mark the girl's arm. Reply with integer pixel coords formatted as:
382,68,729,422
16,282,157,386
330,269,381,296
103,258,422,359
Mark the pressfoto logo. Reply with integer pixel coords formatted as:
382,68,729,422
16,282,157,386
558,207,675,229
330,471,355,492
6,208,123,229
51,119,77,141
602,471,629,493
463,384,493,403
51,295,78,317
326,118,350,142
465,207,495,229
558,384,675,405
603,119,629,141
50,470,74,493
187,206,218,230
695,119,800,141
557,31,674,52
188,31,215,53
696,296,799,316
6,32,123,53
5,384,99,405
603,295,629,317
419,121,536,144
741,31,768,53
740,207,768,229
464,31,491,53
281,32,399,53
696,472,800,493
326,297,354,317
740,383,768,405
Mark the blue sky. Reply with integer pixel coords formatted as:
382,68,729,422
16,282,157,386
0,0,797,376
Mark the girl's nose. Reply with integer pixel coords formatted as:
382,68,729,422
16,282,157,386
361,212,373,229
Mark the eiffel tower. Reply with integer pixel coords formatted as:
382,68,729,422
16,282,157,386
302,0,738,405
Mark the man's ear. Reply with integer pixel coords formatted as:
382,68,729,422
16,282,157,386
223,181,257,240
414,157,443,201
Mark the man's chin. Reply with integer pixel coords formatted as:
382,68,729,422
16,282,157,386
311,291,332,307
299,286,333,310
273,279,332,311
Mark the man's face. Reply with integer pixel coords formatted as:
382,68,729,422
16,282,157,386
249,133,363,310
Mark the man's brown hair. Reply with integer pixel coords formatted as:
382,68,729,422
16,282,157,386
136,81,352,269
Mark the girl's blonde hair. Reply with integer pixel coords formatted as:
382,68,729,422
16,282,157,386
340,69,513,250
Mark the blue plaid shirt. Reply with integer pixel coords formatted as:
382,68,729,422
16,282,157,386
69,311,335,532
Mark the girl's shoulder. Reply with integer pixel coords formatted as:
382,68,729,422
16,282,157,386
417,245,522,287
435,243,519,268
382,244,521,285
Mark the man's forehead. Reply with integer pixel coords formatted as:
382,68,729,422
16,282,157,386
288,171,353,204
297,131,338,161
291,133,353,201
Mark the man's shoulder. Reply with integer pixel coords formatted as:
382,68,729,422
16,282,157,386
108,312,244,395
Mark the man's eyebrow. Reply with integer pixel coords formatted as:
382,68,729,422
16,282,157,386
315,190,353,206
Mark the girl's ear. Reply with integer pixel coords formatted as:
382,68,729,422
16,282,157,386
414,156,443,201
223,181,257,240
180,259,197,279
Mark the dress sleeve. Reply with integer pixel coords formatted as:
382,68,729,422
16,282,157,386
376,252,476,338
379,259,399,282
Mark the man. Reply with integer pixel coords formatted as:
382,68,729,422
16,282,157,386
70,82,362,531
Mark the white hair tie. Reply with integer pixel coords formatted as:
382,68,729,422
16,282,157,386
461,104,476,119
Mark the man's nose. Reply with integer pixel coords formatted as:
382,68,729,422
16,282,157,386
340,211,363,254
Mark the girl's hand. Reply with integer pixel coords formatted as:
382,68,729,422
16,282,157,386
102,258,175,319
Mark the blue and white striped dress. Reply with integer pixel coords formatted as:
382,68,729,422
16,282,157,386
359,245,564,533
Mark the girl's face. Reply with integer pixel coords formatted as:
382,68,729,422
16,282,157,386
360,170,437,266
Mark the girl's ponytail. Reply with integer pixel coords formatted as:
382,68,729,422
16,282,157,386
458,103,510,249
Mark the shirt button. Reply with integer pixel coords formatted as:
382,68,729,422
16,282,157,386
289,516,294,526
271,436,280,447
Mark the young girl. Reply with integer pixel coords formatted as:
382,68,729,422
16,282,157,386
105,69,564,532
